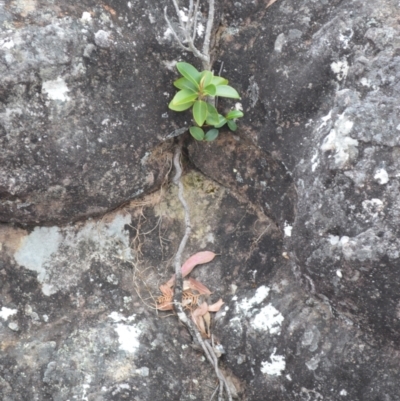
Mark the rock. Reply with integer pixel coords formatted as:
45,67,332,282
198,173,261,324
7,322,19,332
0,0,181,225
0,172,281,400
217,0,400,346
2,170,400,401
1,0,400,400
188,134,295,227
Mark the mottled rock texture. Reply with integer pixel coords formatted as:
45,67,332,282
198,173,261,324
1,0,400,400
0,0,178,225
217,0,400,345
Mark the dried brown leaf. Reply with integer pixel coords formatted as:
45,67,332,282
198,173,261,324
192,301,209,318
185,277,212,295
208,298,224,312
159,284,173,297
203,311,211,337
181,251,216,277
156,284,174,310
191,302,209,337
165,251,216,287
266,0,279,8
156,301,174,311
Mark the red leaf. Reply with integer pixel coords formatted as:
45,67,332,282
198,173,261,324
208,298,224,312
181,251,216,277
185,277,212,295
166,251,216,287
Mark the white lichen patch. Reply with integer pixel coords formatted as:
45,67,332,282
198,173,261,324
0,307,18,320
235,102,243,111
311,150,319,172
339,29,353,49
305,355,320,370
82,375,92,401
328,235,340,246
42,77,70,102
14,227,62,292
0,38,15,49
95,30,111,48
274,33,286,52
163,60,177,70
318,110,332,130
14,213,133,296
283,222,292,237
261,348,286,376
331,59,349,81
362,198,384,219
109,312,141,354
237,285,270,314
374,168,389,185
179,9,189,22
338,230,382,262
81,12,92,22
252,304,284,334
197,23,204,37
321,113,358,168
163,27,173,40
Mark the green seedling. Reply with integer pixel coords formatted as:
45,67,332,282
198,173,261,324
168,62,244,141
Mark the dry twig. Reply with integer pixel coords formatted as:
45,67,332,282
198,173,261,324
164,0,215,70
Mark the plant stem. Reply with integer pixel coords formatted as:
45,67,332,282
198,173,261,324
202,0,215,70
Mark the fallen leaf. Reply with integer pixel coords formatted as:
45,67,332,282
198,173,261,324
191,302,210,337
208,298,224,312
166,251,216,287
184,277,212,295
203,311,211,337
181,251,216,277
156,284,174,310
159,284,173,297
266,0,279,8
156,301,174,311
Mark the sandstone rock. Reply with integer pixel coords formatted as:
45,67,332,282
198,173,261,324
217,0,400,347
0,0,180,225
1,0,400,400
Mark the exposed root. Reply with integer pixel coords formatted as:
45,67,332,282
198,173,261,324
172,142,232,401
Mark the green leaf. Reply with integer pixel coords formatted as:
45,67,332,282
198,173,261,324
205,128,219,141
170,89,198,106
189,126,205,141
215,85,240,99
174,77,199,92
193,100,208,126
226,110,244,120
168,100,195,111
206,103,219,126
212,76,229,86
200,71,213,88
176,62,201,86
227,120,238,131
214,114,227,128
204,84,216,96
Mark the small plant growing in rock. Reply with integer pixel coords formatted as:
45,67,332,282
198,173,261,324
168,62,244,141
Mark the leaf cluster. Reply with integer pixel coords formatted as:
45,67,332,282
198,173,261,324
169,62,244,141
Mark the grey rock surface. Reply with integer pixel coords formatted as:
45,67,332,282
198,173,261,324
216,0,400,344
1,0,400,400
2,172,400,401
0,0,178,225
